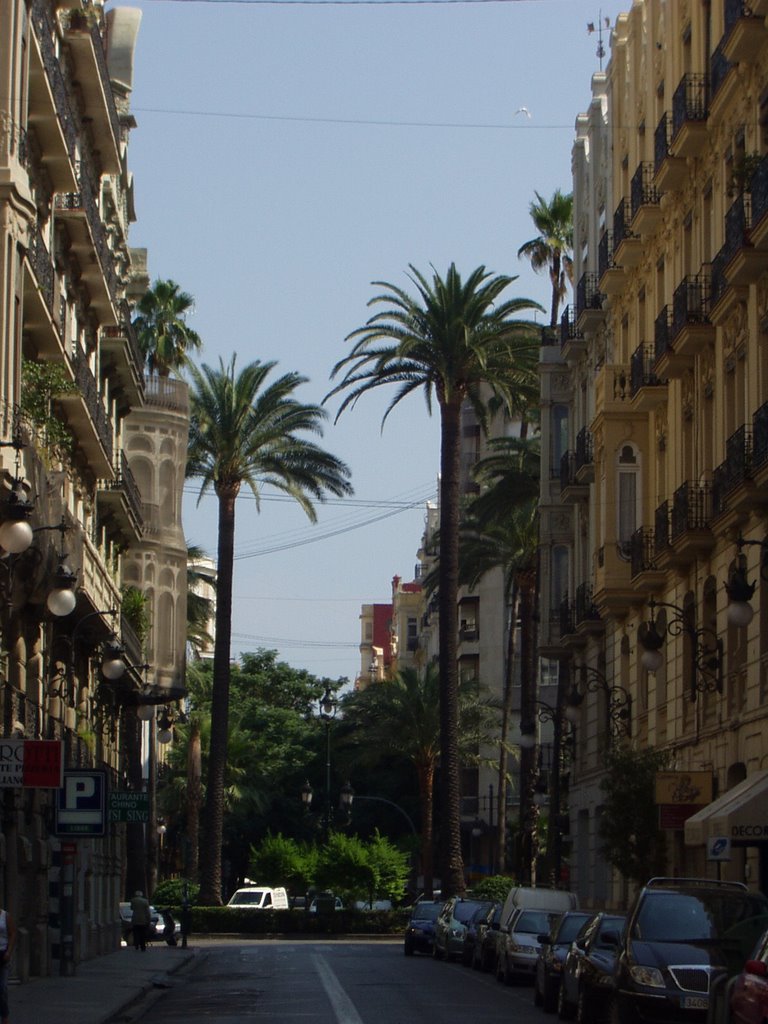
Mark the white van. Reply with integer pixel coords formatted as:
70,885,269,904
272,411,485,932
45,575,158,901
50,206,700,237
226,886,289,910
496,887,579,984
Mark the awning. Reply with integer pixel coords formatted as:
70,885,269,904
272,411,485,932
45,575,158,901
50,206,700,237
684,771,768,845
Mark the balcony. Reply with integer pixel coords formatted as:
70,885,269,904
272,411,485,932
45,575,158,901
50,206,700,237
670,274,715,358
59,9,121,174
28,0,78,191
558,596,582,649
97,451,144,542
54,171,120,319
22,225,66,360
598,230,624,295
592,543,637,618
630,342,666,410
722,0,767,63
560,451,589,503
752,399,768,478
709,41,739,121
575,582,603,636
669,481,715,563
750,154,768,248
58,346,114,475
576,273,605,333
630,162,662,235
540,608,566,658
100,303,146,405
575,427,594,484
653,306,685,380
613,199,642,268
671,74,708,158
712,425,755,523
629,527,667,593
654,113,687,191
723,193,768,284
559,305,585,363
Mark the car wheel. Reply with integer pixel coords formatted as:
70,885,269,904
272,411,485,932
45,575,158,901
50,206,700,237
432,942,443,961
542,977,558,1014
534,974,543,1007
557,978,575,1020
575,986,588,1024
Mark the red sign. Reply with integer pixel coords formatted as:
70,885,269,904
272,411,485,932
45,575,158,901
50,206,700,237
23,741,63,788
659,803,702,830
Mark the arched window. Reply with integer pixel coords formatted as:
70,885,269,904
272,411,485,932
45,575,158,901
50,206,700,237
617,443,641,558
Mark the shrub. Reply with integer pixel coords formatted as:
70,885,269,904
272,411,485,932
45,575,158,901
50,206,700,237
153,878,200,906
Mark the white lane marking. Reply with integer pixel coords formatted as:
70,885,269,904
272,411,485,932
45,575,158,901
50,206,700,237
311,953,365,1024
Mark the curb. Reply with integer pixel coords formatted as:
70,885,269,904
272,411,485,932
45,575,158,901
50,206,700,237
104,949,203,1024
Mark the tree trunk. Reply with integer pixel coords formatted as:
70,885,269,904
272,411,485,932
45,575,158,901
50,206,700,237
416,759,435,897
518,571,537,885
496,581,521,872
550,252,562,328
186,717,202,882
198,483,239,905
438,398,465,897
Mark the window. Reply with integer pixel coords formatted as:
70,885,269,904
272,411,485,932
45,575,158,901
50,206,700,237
617,444,641,558
552,405,569,471
552,546,570,608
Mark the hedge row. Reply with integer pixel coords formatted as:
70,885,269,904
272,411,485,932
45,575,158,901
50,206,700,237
181,907,409,935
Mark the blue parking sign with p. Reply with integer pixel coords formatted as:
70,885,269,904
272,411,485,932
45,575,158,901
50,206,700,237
55,771,107,837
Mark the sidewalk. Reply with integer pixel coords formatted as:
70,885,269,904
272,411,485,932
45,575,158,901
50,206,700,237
11,943,199,1024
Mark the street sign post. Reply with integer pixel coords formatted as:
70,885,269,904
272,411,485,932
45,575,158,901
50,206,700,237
55,771,107,837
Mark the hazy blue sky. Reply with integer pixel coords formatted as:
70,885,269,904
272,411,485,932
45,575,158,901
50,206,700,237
120,0,628,682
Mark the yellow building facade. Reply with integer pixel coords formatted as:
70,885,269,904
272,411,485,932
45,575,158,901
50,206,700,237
548,0,768,905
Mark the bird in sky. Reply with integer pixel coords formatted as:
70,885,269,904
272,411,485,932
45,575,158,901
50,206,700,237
514,107,532,119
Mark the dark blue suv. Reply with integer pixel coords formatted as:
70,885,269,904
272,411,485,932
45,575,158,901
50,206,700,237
608,878,768,1024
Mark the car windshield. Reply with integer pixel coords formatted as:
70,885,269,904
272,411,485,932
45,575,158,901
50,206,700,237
516,911,558,934
454,901,487,923
557,914,592,943
229,891,265,906
635,892,768,948
411,903,441,922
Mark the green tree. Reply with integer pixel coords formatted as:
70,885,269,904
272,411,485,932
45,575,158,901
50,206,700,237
339,664,496,897
327,264,540,896
364,831,410,904
598,746,670,886
249,834,313,896
315,833,375,903
187,357,352,904
459,437,540,873
517,189,574,327
133,278,202,376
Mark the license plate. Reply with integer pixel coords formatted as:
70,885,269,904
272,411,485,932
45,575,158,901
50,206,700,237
681,996,708,1010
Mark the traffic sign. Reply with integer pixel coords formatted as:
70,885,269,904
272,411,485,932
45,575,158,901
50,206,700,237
55,770,107,837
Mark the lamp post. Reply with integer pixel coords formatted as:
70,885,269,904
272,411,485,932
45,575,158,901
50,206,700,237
638,596,723,701
519,699,567,887
566,660,632,743
725,534,768,627
319,684,337,841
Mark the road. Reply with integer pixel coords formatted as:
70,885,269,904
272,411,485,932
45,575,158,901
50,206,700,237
139,938,547,1023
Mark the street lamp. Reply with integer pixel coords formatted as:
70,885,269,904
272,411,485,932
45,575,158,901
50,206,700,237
725,535,768,627
566,661,632,742
638,596,723,701
519,699,569,887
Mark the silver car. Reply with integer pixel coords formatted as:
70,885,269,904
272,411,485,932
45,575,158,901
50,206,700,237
497,907,562,984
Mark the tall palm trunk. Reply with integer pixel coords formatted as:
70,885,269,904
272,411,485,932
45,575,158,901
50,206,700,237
198,483,239,904
416,760,435,896
549,251,562,327
518,570,537,884
496,580,521,871
186,717,202,881
438,397,465,897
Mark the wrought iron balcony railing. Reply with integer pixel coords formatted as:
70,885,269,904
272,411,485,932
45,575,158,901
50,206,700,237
654,306,673,362
630,527,657,578
630,342,664,396
671,481,712,542
560,305,583,348
750,153,768,229
613,198,635,248
654,113,673,174
672,274,711,335
710,40,734,101
576,272,603,314
575,582,600,626
672,74,708,140
575,427,593,473
631,161,661,216
598,230,616,277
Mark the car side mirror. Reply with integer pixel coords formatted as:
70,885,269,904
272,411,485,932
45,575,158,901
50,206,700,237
746,960,768,977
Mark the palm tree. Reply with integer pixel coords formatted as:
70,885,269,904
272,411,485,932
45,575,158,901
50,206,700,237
133,279,203,376
187,356,352,904
458,437,540,872
339,664,494,896
327,264,541,895
517,190,574,327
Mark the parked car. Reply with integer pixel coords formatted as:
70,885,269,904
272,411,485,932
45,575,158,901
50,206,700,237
731,926,768,1024
434,898,494,961
497,906,565,984
472,901,505,972
354,899,393,911
308,894,344,912
461,902,501,967
610,878,768,1023
558,912,625,1022
404,900,442,956
533,910,593,1011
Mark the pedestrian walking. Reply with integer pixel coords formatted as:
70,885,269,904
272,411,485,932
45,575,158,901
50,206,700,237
0,906,17,1024
130,890,151,951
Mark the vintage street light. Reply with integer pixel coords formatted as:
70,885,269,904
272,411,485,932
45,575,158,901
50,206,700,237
566,660,632,742
638,596,723,701
725,535,768,627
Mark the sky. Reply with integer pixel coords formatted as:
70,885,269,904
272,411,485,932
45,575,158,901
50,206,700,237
118,0,629,682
